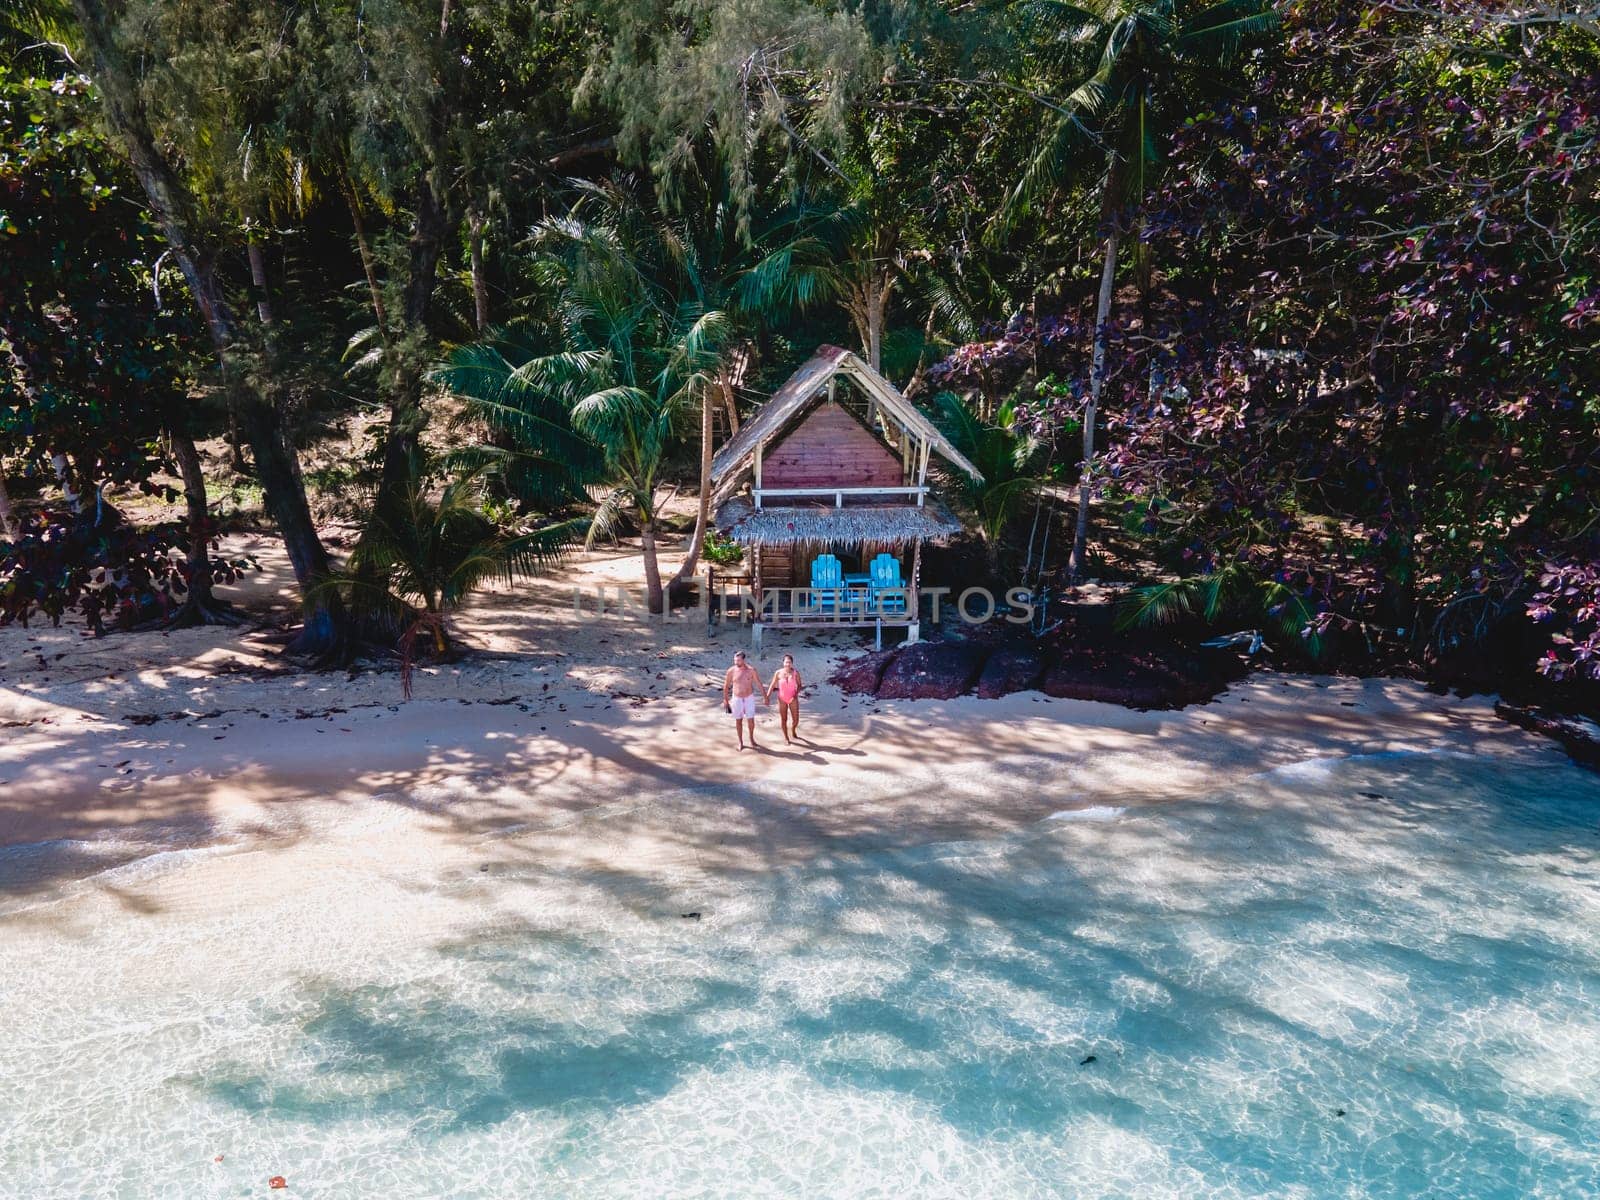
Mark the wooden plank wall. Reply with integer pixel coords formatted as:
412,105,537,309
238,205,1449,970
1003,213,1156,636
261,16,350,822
759,544,796,591
762,402,902,490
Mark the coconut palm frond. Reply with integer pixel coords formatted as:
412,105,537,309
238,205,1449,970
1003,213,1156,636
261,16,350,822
440,516,585,609
1004,0,1277,229
1114,579,1200,631
571,384,660,437
1263,581,1323,657
338,453,582,685
585,488,630,548
1000,95,1103,232
1177,0,1280,64
925,274,983,344
342,324,388,377
934,391,1045,549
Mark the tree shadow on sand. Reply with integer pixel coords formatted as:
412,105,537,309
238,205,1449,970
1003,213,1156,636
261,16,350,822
187,757,1600,1196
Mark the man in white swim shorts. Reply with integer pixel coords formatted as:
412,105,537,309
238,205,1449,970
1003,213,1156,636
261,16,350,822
722,649,764,750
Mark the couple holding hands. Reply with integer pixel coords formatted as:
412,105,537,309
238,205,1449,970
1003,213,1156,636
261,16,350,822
721,650,804,750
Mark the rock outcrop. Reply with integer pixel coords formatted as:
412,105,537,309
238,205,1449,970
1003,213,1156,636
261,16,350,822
874,641,990,700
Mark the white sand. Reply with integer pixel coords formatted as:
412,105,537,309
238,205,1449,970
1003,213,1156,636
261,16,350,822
0,531,1555,936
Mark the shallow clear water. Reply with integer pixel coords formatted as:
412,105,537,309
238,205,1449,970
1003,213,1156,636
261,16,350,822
5,752,1600,1198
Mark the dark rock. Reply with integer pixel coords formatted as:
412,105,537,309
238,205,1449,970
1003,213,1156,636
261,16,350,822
876,641,990,700
1079,1055,1097,1066
829,648,899,696
976,645,1047,698
1040,646,1237,710
1495,703,1600,768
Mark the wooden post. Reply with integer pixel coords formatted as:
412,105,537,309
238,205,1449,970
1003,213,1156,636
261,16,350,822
752,543,764,649
908,538,923,644
753,440,764,508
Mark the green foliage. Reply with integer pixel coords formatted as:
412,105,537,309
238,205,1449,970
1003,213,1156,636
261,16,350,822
702,529,744,567
581,0,881,204
433,333,608,510
932,391,1045,559
1004,0,1279,227
333,452,582,654
0,68,197,493
1115,563,1325,659
8,0,1593,688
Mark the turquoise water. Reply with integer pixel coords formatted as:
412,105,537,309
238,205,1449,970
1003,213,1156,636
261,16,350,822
5,753,1600,1197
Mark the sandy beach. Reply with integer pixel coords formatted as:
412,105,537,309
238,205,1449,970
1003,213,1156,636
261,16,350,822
1,535,1558,907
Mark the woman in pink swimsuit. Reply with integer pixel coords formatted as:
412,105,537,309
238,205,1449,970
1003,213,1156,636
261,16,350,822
765,654,804,744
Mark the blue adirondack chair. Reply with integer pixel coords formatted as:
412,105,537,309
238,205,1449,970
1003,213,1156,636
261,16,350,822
809,553,843,612
869,553,908,614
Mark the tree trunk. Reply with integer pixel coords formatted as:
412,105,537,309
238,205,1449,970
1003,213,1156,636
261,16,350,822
238,389,344,651
902,306,939,401
640,520,664,615
50,451,85,514
225,403,247,473
377,175,452,518
341,166,390,336
245,219,273,325
669,376,718,592
166,421,242,626
1068,220,1121,582
468,206,489,332
847,237,896,373
72,0,345,658
0,471,16,540
217,231,250,471
866,280,886,373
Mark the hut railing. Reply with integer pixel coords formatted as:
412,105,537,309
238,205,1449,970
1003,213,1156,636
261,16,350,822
752,484,928,509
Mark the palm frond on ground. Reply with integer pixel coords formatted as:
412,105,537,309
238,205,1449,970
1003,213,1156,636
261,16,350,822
1115,562,1325,658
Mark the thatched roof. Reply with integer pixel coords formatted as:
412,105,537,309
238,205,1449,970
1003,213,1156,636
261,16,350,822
711,345,983,485
715,496,964,547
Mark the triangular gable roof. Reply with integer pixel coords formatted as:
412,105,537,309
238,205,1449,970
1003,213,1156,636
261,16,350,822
711,345,984,485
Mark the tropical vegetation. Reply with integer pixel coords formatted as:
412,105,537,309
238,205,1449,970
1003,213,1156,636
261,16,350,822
1,0,1596,697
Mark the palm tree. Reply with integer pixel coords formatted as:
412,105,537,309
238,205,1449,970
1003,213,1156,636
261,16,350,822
438,200,686,613
934,391,1047,571
653,169,840,591
336,453,582,695
1004,0,1278,579
440,178,837,608
431,331,608,511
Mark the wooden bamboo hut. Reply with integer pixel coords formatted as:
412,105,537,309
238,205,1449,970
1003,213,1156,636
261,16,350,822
710,344,984,647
